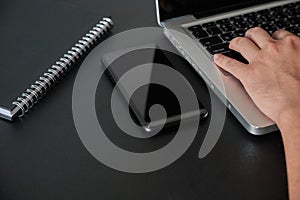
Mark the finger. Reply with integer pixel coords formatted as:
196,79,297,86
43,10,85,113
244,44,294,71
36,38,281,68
272,29,295,40
213,53,248,79
229,37,260,61
245,27,274,48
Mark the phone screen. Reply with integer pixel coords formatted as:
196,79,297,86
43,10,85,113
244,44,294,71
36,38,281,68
103,47,208,130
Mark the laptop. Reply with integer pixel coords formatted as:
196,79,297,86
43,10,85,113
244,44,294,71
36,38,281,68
155,0,300,135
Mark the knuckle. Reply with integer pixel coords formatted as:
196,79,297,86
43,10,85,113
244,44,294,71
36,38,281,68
283,35,300,44
246,27,263,35
230,37,243,47
274,29,284,33
272,29,284,37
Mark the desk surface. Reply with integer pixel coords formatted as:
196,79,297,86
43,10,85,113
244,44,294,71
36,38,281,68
0,0,288,199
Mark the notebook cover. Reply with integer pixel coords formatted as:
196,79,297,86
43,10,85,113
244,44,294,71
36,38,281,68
0,0,104,109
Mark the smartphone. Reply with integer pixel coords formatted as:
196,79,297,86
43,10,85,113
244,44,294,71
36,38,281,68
102,45,208,131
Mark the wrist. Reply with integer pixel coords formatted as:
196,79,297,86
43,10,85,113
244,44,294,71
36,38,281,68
277,107,300,136
277,107,300,200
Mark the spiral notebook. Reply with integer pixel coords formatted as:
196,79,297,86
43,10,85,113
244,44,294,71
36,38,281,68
0,17,113,121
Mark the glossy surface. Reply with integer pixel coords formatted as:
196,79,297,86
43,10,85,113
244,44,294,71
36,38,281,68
105,48,207,129
0,0,288,199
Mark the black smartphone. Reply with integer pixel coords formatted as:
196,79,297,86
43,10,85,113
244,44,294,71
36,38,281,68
102,45,208,131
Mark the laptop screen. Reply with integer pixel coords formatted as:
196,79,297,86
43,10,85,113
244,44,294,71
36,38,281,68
158,0,276,21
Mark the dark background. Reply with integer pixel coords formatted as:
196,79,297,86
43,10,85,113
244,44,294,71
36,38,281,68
0,0,288,200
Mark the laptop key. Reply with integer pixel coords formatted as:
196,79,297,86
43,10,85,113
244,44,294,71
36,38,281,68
286,7,300,17
259,14,275,23
273,19,290,29
285,8,299,16
232,20,249,29
283,3,295,9
260,23,278,34
202,22,217,28
192,29,209,39
188,25,202,32
216,19,230,24
245,17,262,27
220,32,236,42
207,43,230,54
285,27,300,37
272,11,288,20
287,17,300,26
199,36,223,46
234,29,246,37
206,26,223,35
219,23,235,32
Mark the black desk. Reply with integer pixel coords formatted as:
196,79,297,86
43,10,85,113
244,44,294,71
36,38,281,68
0,0,288,199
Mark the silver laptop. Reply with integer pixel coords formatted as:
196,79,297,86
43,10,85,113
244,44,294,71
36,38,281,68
155,0,300,135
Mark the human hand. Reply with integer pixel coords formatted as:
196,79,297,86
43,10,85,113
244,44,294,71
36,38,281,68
213,27,300,125
213,27,300,200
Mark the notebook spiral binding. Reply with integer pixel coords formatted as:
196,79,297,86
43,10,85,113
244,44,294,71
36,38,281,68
12,17,113,118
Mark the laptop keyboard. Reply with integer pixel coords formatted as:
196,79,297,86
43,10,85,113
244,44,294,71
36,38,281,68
187,1,300,64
